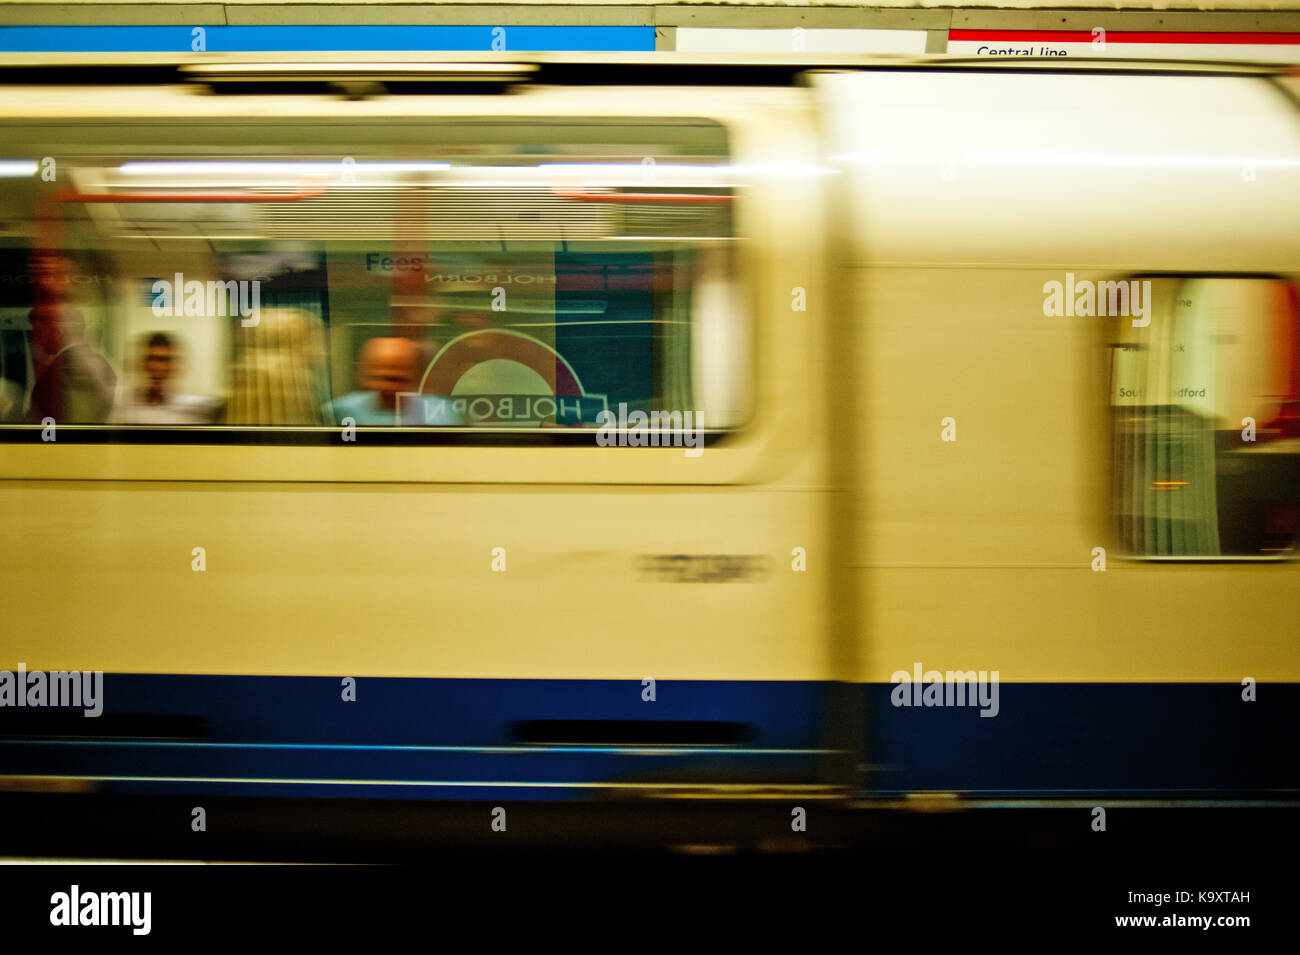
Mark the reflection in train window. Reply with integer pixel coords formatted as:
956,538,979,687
1109,276,1300,557
0,121,749,439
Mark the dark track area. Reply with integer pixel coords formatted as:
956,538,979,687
3,791,1297,858
1,796,1290,937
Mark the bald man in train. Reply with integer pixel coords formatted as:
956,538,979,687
327,336,422,426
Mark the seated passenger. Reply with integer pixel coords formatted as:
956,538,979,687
330,336,430,426
111,332,218,425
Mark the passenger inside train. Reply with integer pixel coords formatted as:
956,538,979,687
6,252,117,424
110,332,220,425
329,335,424,425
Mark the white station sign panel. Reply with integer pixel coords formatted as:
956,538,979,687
675,28,928,55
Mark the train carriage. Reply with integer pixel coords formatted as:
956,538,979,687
0,55,1296,829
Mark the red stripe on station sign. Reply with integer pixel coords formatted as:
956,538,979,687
948,30,1300,45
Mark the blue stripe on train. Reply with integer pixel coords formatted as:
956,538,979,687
0,675,828,800
0,676,1295,798
866,682,1299,796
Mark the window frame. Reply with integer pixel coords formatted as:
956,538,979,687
1101,269,1300,563
0,85,820,485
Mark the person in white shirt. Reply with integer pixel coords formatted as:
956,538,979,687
111,331,217,425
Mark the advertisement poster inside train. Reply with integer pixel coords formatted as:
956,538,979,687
325,249,670,427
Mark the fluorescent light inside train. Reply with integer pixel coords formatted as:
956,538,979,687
0,160,38,177
538,162,834,180
118,161,451,175
540,163,729,175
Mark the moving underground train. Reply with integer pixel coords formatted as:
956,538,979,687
0,54,1297,830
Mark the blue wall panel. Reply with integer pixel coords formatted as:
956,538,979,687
0,25,655,53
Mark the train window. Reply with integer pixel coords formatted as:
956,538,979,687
1109,276,1300,558
0,120,747,441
